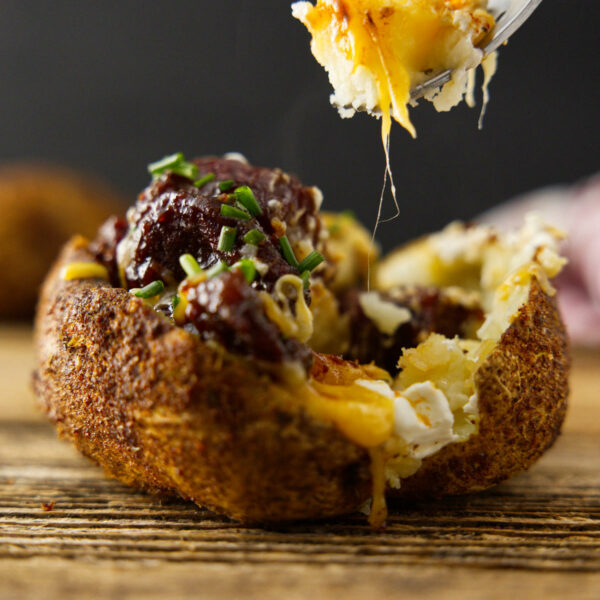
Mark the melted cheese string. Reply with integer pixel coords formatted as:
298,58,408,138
478,51,498,130
368,133,400,290
466,51,499,128
368,446,388,528
260,274,314,343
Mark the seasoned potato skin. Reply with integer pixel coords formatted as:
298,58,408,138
34,238,569,522
393,278,570,498
34,238,371,522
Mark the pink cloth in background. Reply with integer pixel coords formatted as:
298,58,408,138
479,175,600,347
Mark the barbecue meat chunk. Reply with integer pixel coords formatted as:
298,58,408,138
182,270,313,369
342,285,485,373
92,156,323,293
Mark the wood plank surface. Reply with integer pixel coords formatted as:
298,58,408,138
0,325,599,599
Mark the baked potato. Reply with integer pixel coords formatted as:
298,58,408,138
0,163,124,319
34,154,569,525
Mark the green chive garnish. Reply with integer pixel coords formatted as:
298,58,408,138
132,280,164,299
218,226,237,252
300,270,311,290
233,186,262,217
206,260,230,279
172,294,180,310
236,258,256,284
218,179,235,192
148,153,183,174
221,204,250,220
298,251,324,273
171,161,199,180
148,152,198,181
179,254,204,278
194,172,215,188
243,229,266,245
279,235,299,269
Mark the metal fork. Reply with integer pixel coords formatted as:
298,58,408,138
410,0,543,99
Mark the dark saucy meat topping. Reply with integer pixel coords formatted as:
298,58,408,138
90,155,322,369
182,270,313,369
93,156,323,292
342,286,485,374
89,215,128,286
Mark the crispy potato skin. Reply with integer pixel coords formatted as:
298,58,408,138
392,278,570,498
34,239,371,522
35,237,569,521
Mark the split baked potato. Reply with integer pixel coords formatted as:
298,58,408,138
34,154,569,525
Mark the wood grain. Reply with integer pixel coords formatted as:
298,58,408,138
0,326,599,599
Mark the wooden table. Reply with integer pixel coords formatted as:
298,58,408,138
1,325,599,599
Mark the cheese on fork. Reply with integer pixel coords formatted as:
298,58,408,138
292,0,495,138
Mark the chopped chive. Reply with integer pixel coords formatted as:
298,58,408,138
171,161,199,180
194,172,215,188
218,226,237,252
279,235,299,269
179,253,204,277
233,186,262,217
300,270,311,289
340,209,355,220
218,179,235,192
243,228,266,245
298,251,324,273
236,258,257,284
132,280,164,299
172,294,180,310
221,204,250,220
148,153,183,174
231,196,247,212
147,152,198,181
206,260,229,279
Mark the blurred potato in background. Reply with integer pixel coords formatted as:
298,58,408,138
0,164,124,319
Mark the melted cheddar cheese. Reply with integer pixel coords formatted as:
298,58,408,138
61,261,109,281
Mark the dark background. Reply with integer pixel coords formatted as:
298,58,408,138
1,1,598,249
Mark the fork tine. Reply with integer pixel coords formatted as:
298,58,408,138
410,0,543,100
